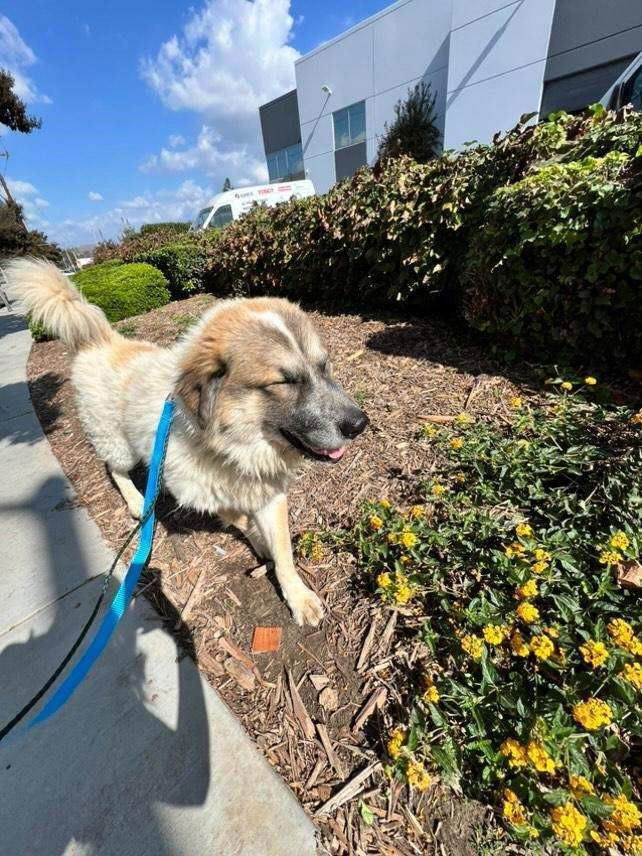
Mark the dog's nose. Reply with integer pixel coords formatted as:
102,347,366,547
339,409,369,439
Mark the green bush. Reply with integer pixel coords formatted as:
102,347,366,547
133,239,211,298
72,261,170,323
462,146,642,363
138,221,189,237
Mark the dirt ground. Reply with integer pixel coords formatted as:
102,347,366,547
27,294,538,855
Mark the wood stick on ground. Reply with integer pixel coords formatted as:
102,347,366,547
315,762,382,816
352,686,388,733
286,668,316,740
356,616,379,673
316,722,346,779
177,561,208,626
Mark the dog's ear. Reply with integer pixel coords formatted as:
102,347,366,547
176,362,226,429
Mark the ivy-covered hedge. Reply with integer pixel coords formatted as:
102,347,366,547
463,147,642,361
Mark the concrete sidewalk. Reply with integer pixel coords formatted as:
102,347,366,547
0,306,317,856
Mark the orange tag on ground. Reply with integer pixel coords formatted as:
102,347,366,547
251,626,282,653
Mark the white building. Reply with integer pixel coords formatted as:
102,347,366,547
259,0,642,193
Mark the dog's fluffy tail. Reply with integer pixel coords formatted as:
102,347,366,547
6,257,114,349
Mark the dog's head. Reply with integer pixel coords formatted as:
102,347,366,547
175,297,368,469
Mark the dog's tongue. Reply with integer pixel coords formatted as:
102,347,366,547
314,446,346,460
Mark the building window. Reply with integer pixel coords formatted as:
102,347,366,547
266,142,304,183
333,101,366,150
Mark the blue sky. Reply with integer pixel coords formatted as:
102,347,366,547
0,0,391,247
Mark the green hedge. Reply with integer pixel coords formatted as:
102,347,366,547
72,261,170,323
462,148,642,361
133,237,214,299
138,221,189,236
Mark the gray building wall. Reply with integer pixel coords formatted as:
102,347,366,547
541,0,642,115
258,0,642,193
259,89,302,154
295,0,452,193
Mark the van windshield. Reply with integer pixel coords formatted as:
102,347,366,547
191,206,213,230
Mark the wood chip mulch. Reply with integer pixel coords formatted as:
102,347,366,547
26,294,540,855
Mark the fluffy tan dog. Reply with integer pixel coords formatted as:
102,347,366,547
9,259,368,626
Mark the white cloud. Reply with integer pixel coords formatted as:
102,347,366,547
7,177,50,227
46,179,216,246
141,0,299,122
168,133,185,148
88,191,103,201
140,125,267,185
140,0,299,188
0,15,51,104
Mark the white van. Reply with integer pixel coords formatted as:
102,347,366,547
190,179,315,231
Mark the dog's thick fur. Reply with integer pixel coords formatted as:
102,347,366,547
9,258,367,625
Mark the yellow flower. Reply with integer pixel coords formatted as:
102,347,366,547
453,471,466,483
526,739,557,774
530,635,554,661
422,679,440,704
531,560,549,574
502,788,527,825
387,727,406,759
310,540,324,562
406,760,431,790
630,411,642,425
455,412,473,426
400,555,411,565
584,376,597,386
394,575,414,605
600,549,623,565
461,634,484,661
569,775,595,798
379,498,391,509
544,626,559,639
432,483,447,497
369,514,383,531
579,639,608,668
510,630,530,657
610,531,630,551
516,579,538,600
622,662,642,690
377,572,393,589
421,424,438,437
515,522,533,538
449,437,464,450
561,381,573,391
573,698,613,730
399,530,418,550
509,396,523,409
387,532,399,545
603,793,642,834
500,738,528,768
533,548,551,562
483,624,507,645
516,602,539,624
505,541,526,559
409,504,424,519
608,618,635,647
550,802,587,848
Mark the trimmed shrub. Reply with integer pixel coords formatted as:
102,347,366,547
133,238,212,298
462,148,642,362
71,261,170,323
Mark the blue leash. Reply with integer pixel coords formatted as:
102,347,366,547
0,396,175,744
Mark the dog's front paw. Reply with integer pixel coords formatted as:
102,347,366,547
287,585,324,627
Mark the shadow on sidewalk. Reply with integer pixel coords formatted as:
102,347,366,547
0,476,211,856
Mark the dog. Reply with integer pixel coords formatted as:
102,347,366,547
9,258,368,626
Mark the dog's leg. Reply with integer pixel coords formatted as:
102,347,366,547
253,494,324,627
110,468,144,519
217,508,269,560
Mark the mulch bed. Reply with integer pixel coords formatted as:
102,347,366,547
27,294,537,855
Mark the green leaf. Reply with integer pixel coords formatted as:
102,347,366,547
359,800,375,826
